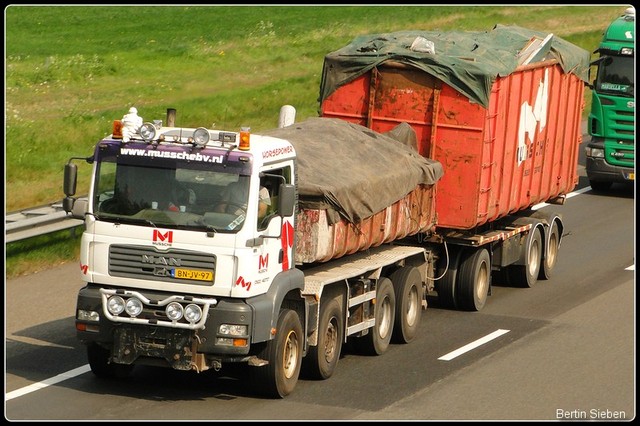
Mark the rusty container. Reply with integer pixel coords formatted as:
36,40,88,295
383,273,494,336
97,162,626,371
294,184,436,264
321,60,585,230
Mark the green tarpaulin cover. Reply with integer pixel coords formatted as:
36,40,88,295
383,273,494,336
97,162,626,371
320,25,590,109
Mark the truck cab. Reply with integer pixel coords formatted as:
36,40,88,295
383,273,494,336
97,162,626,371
64,110,306,397
585,6,635,191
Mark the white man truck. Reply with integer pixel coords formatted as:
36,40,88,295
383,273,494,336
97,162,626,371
64,108,444,398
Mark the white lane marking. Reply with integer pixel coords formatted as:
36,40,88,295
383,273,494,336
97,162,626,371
5,364,91,401
625,265,634,271
7,335,75,349
438,329,511,361
531,187,590,210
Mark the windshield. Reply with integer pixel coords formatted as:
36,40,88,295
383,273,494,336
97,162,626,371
595,55,634,96
94,160,251,232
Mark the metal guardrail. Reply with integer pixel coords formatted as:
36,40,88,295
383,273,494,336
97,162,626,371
5,200,85,243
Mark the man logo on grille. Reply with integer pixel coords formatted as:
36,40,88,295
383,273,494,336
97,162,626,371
142,255,181,266
153,267,173,277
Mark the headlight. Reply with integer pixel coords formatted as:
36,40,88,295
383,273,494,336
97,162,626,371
192,127,210,147
125,297,143,317
107,296,125,315
140,122,157,142
585,147,605,158
219,324,248,336
184,304,203,323
166,302,184,321
77,309,100,322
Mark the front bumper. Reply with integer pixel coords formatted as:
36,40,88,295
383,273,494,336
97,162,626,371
585,157,634,184
76,285,254,369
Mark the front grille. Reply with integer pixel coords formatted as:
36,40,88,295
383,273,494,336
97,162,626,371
109,245,216,285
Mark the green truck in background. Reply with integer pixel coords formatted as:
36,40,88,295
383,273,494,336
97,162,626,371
585,6,635,191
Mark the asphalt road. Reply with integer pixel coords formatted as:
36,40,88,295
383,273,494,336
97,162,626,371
4,158,636,422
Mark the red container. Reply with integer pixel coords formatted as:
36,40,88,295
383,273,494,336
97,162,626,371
294,184,436,264
321,60,585,230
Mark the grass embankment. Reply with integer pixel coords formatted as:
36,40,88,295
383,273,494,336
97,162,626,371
4,5,627,278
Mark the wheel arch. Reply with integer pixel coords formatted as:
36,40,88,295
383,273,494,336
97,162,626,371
306,281,348,347
247,267,306,343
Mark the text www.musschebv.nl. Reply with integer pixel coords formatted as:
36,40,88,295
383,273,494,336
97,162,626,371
120,148,224,163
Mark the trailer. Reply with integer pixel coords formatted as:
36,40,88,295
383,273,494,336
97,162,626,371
318,25,590,309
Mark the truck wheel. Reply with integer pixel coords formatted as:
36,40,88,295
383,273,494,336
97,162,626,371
436,245,462,309
456,247,490,311
353,277,396,355
304,297,343,380
507,227,542,288
87,343,133,379
538,220,560,280
254,309,303,398
390,266,423,343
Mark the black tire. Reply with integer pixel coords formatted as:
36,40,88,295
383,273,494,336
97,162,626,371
353,277,395,356
456,248,491,311
589,180,612,192
87,343,134,379
390,266,423,343
436,245,463,309
304,297,343,380
254,309,303,398
538,220,560,280
506,227,542,288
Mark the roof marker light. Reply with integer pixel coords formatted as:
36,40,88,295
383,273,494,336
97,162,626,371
112,120,123,139
239,127,251,151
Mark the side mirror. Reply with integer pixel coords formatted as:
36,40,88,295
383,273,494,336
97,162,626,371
62,197,87,218
278,183,296,217
62,196,75,214
64,162,78,197
71,198,88,219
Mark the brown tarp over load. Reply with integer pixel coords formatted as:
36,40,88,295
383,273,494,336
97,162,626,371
262,117,443,225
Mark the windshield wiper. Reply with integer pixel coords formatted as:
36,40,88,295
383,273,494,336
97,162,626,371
98,214,158,228
143,219,158,228
195,218,218,235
